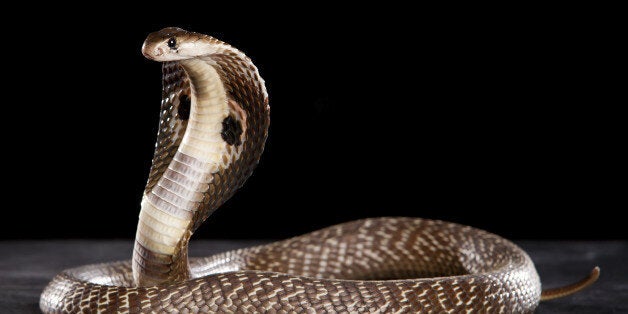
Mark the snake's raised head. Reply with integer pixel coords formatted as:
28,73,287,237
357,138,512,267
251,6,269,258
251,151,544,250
142,27,215,62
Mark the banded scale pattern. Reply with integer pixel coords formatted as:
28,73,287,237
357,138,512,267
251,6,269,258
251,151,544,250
144,62,190,194
132,31,270,287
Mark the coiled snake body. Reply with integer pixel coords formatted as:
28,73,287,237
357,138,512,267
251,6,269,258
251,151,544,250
40,28,598,313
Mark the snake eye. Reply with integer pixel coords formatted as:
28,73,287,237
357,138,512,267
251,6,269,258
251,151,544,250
167,38,177,49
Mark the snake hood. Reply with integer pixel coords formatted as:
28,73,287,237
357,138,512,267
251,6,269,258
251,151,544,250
40,27,597,313
142,27,217,61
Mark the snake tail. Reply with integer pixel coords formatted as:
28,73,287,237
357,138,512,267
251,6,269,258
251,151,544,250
39,27,598,313
540,266,600,301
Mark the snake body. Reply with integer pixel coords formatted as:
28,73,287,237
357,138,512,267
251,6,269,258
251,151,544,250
40,28,598,313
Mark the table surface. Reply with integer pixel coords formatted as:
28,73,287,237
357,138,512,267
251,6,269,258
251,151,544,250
0,240,625,313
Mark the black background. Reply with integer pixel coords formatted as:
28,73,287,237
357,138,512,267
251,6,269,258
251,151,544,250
2,6,622,240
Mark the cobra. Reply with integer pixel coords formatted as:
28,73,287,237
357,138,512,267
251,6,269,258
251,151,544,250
40,27,599,313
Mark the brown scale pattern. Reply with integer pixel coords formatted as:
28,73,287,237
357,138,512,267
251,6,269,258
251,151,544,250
135,38,271,286
40,29,547,313
41,218,541,313
189,52,270,233
144,62,190,194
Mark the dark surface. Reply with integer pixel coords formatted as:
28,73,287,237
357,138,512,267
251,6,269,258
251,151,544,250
0,240,625,313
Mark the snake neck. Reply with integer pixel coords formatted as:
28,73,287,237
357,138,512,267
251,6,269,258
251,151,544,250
132,50,269,287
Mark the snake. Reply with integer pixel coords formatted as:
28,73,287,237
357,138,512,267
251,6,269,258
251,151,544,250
40,27,599,313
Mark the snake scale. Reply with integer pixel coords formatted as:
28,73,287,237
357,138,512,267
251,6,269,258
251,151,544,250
40,28,598,313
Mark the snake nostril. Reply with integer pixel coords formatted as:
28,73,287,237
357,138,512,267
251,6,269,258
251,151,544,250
155,48,164,56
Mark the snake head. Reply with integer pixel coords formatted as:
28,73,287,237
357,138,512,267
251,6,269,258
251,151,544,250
142,27,215,61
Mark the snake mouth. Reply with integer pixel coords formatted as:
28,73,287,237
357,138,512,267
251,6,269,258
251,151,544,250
153,48,164,57
141,42,163,61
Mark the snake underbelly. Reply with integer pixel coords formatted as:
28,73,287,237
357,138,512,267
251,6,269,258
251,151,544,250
39,28,596,313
